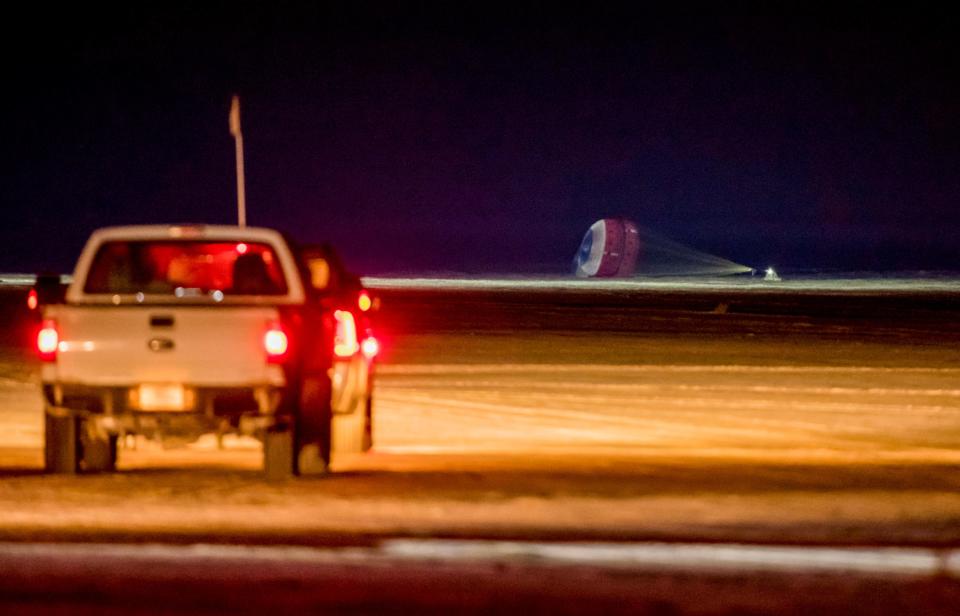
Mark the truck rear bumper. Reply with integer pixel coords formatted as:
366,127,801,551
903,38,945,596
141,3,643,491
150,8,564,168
42,382,284,418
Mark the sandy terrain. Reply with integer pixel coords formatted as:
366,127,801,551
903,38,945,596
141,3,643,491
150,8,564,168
2,282,960,547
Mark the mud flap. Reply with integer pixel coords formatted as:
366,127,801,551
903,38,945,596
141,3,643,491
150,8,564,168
330,357,369,454
332,397,367,454
44,412,79,474
332,412,364,453
330,359,365,414
263,425,295,480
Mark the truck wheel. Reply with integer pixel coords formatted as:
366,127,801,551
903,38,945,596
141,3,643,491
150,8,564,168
362,396,373,452
262,376,333,479
296,376,333,475
44,410,80,474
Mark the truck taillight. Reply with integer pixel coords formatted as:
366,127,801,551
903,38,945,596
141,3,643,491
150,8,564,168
37,319,59,361
264,323,288,362
361,336,379,360
333,310,360,358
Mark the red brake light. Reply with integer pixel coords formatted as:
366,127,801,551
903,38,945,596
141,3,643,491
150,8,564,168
37,319,59,361
333,310,359,358
264,324,288,362
26,289,38,311
361,336,379,360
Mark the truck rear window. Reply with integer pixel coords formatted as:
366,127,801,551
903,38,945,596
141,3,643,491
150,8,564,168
84,241,288,296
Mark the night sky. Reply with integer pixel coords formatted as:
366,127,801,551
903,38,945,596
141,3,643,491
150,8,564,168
2,4,958,275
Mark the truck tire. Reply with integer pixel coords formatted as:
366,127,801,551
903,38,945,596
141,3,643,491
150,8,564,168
296,375,333,475
262,375,333,479
44,410,80,474
362,396,373,452
45,410,119,474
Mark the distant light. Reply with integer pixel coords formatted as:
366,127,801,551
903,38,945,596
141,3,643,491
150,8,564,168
236,243,248,255
175,287,185,298
358,291,372,312
764,267,781,282
26,289,38,310
212,290,224,302
111,294,121,305
136,292,145,303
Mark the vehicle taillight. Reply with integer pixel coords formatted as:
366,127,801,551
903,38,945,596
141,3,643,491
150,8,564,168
333,310,359,358
357,291,372,312
37,319,59,361
26,289,39,311
361,336,379,361
264,323,288,362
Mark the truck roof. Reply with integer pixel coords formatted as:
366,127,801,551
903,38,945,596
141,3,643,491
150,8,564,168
86,224,288,244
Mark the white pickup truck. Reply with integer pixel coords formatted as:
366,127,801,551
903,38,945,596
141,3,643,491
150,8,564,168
34,224,377,477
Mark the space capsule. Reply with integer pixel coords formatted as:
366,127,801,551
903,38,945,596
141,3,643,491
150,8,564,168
572,218,641,277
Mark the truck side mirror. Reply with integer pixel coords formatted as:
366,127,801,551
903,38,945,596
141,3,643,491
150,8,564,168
306,257,331,291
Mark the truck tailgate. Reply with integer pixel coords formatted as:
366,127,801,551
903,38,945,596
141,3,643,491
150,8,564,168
51,306,285,387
